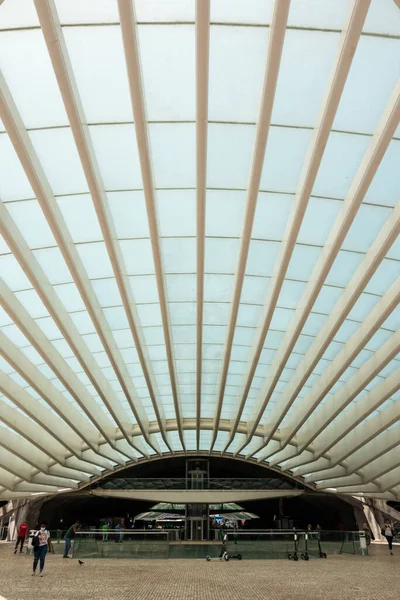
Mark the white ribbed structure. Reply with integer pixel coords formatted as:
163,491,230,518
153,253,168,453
0,0,399,501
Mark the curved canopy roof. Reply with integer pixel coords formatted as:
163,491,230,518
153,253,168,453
0,0,399,502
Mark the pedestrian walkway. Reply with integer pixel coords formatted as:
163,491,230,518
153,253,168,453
0,543,398,600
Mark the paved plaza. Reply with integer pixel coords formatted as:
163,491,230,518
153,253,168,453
0,543,398,600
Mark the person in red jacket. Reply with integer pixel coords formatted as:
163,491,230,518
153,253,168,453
14,521,29,554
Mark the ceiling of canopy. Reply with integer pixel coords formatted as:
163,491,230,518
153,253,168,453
0,0,399,502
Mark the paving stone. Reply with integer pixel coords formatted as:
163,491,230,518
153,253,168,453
0,543,398,600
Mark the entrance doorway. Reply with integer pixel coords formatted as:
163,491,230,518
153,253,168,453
189,518,204,541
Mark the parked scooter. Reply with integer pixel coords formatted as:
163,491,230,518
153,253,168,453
288,531,299,561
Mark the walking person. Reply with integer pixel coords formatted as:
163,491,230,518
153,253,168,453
63,520,80,558
219,529,228,559
31,522,50,577
14,520,29,554
382,519,394,555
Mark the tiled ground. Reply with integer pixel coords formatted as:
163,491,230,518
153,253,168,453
0,543,398,600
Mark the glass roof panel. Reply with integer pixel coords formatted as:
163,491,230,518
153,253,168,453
210,0,272,25
363,140,400,208
364,258,400,296
29,133,86,198
33,247,74,285
240,276,270,305
138,25,195,121
89,124,143,190
205,238,240,274
252,193,293,240
312,132,370,199
166,274,196,302
63,26,132,123
324,250,365,287
14,289,48,319
130,275,160,303
334,37,400,135
206,190,245,238
135,0,195,22
0,137,35,201
343,204,393,253
286,245,321,281
272,30,339,128
207,124,255,188
209,25,267,122
363,0,400,36
0,0,39,28
57,195,103,244
260,127,313,192
76,242,114,279
298,197,342,246
0,29,68,128
246,240,280,277
54,283,86,312
149,123,195,187
120,239,155,276
158,190,196,237
162,238,196,273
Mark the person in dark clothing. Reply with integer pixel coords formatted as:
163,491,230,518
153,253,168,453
14,521,29,554
382,519,394,555
219,530,228,559
63,520,81,558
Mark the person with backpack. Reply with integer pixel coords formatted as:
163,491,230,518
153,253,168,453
31,521,50,576
14,520,29,554
382,519,394,555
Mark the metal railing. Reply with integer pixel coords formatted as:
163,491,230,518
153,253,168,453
69,529,368,559
94,477,301,491
223,530,368,559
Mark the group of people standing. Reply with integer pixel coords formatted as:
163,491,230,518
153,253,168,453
101,520,125,542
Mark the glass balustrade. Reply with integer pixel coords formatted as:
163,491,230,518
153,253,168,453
94,478,301,491
67,529,367,559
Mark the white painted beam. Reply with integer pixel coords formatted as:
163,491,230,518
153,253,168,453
230,0,372,457
299,360,400,456
250,199,400,455
321,404,400,467
32,0,165,456
0,330,109,452
0,450,78,488
281,282,400,445
378,468,400,493
0,468,58,493
210,0,291,450
195,0,210,450
0,367,86,456
250,277,400,462
0,201,135,459
117,0,185,450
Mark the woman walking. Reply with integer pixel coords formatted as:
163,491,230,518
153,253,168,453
31,521,50,576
